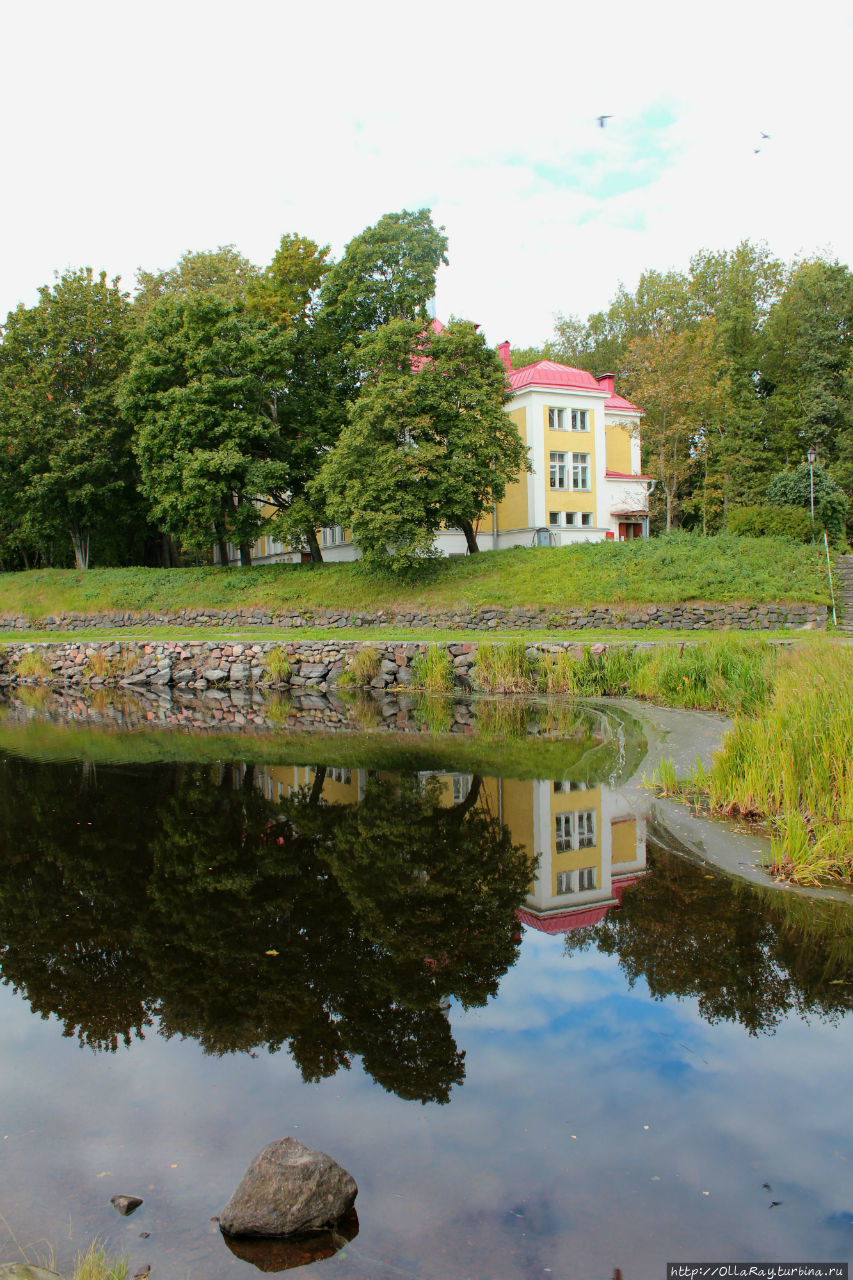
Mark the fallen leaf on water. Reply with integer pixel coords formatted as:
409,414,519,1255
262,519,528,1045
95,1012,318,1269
265,949,279,956
95,1171,112,1178
170,1163,177,1169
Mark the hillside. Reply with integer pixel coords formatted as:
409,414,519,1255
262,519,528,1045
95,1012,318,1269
0,537,831,622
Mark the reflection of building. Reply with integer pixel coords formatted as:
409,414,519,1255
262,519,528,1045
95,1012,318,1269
254,766,645,936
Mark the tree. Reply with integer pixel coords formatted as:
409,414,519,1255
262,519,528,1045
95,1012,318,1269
624,318,722,531
319,318,529,569
0,268,136,569
120,295,292,565
760,259,853,518
246,233,331,327
765,461,848,543
132,245,260,320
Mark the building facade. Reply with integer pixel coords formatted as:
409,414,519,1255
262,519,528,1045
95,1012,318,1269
220,341,651,565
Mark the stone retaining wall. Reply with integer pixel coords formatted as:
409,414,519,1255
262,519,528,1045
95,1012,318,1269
0,637,651,694
0,601,827,633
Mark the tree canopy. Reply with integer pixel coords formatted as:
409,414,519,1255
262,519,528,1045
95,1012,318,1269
319,318,528,569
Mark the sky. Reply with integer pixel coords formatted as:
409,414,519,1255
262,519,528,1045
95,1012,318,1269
2,0,853,350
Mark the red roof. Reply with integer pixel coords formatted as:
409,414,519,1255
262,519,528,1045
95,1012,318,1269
509,360,603,393
605,392,641,414
516,904,614,935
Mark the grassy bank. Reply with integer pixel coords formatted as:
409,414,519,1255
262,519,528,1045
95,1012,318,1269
0,534,831,621
407,634,779,716
654,643,853,884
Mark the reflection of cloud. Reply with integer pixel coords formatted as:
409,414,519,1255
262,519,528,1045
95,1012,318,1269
3,920,853,1276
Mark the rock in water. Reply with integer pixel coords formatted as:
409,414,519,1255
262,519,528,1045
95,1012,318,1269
111,1193,144,1216
219,1137,358,1237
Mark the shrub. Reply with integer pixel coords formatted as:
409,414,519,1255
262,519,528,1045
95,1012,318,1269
727,504,816,543
766,462,847,543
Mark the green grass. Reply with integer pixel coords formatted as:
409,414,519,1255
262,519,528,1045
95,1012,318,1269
72,1242,129,1280
0,533,831,623
472,640,536,692
653,643,853,885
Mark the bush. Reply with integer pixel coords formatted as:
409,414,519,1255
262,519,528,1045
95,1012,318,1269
727,505,816,543
766,463,848,542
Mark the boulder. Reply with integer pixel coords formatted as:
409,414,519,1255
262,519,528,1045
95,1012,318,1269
219,1137,357,1238
111,1193,144,1216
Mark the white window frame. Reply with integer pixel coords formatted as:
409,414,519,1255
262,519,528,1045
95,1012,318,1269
571,409,589,432
555,812,573,852
581,512,593,527
572,453,591,491
550,452,568,490
578,866,597,891
556,870,576,894
576,810,596,848
548,407,567,431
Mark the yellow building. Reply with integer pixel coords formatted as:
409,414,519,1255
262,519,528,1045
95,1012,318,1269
217,336,651,565
254,765,646,935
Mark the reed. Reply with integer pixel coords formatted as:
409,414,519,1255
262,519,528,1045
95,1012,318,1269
262,645,292,683
14,649,52,680
337,647,380,688
411,692,455,735
686,644,853,883
73,1241,129,1280
410,646,455,693
634,635,776,715
472,640,536,693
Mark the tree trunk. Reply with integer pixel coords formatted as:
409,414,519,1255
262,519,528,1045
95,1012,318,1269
305,528,324,563
451,775,483,817
458,519,480,554
309,766,327,806
239,541,253,567
161,532,172,568
214,520,231,568
69,521,90,570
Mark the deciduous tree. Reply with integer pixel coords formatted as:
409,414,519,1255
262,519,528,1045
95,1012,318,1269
319,318,528,569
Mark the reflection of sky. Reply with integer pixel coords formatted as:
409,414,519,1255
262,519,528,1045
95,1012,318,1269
2,926,852,1279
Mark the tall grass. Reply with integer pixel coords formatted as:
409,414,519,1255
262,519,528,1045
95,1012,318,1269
537,646,642,697
73,1241,129,1280
337,647,380,688
634,635,776,715
472,640,536,693
410,646,455,692
686,645,853,883
263,645,292,683
13,650,52,679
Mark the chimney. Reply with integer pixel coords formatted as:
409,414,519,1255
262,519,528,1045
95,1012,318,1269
498,340,512,373
597,372,615,396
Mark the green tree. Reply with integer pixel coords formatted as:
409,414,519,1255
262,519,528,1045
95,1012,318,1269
765,461,848,543
246,233,331,327
120,295,292,565
319,318,529,568
0,268,136,569
132,245,260,320
760,258,853,516
625,318,722,531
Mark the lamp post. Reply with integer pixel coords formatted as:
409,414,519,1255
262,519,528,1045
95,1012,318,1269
807,445,817,540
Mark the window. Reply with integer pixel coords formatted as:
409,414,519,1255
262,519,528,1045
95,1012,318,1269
550,452,568,489
328,767,352,785
452,774,473,804
549,511,560,526
554,779,586,793
565,511,576,526
578,866,597,891
550,511,578,528
548,407,567,430
555,812,572,852
572,409,589,432
556,871,575,894
572,453,590,490
577,810,596,848
581,512,593,527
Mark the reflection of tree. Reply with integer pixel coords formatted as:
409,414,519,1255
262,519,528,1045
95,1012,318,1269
0,755,532,1103
564,841,853,1034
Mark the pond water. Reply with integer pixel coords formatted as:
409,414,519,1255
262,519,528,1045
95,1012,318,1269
0,689,851,1278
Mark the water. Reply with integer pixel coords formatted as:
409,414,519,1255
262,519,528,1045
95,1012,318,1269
0,689,851,1278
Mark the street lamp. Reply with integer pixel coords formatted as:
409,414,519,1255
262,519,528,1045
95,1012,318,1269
806,445,817,539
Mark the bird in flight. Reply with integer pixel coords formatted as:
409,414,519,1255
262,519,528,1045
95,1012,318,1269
761,131,771,140
596,115,613,129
